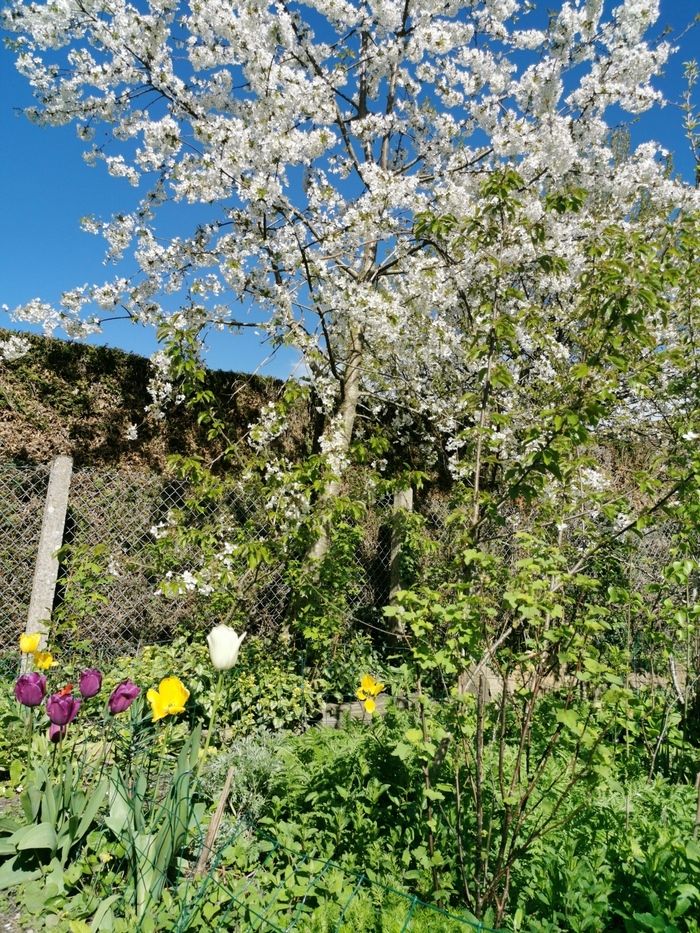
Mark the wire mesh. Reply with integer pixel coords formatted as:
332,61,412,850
57,468,194,658
0,462,399,661
0,463,49,656
38,722,496,933
173,823,497,933
0,459,693,669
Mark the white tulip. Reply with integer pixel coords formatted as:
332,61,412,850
207,625,246,671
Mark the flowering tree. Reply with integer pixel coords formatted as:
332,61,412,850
4,1,696,468
5,4,700,915
3,0,699,627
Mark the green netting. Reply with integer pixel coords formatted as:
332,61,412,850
169,819,503,933
96,767,503,932
6,721,503,932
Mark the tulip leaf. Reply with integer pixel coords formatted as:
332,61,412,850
13,821,58,853
0,856,42,891
40,782,58,827
106,767,133,840
0,838,18,857
22,785,41,823
0,816,20,834
133,770,147,833
90,894,121,932
74,778,108,846
134,831,158,919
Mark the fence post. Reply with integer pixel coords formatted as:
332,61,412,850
23,456,73,662
389,486,413,603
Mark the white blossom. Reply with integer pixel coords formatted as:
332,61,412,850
0,335,31,361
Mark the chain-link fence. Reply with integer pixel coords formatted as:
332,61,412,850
60,468,196,657
0,463,50,654
0,463,188,658
0,459,694,667
0,462,399,660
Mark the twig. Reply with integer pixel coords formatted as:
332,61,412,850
669,654,685,706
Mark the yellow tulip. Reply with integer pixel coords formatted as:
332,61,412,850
356,674,384,700
19,632,41,654
33,651,55,670
356,674,385,715
146,676,190,722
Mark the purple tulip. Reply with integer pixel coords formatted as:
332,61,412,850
14,673,47,707
48,723,67,743
108,680,140,714
46,692,81,726
79,668,102,699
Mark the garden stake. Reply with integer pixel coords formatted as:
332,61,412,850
194,764,234,877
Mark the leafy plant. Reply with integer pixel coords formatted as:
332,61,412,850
103,724,203,921
0,756,107,892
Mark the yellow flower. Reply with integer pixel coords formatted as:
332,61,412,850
19,633,41,654
146,676,190,722
356,674,385,715
33,651,55,670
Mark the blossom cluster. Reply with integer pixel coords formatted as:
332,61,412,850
1,0,697,532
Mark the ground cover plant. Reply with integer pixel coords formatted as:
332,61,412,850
3,0,700,929
1,614,700,931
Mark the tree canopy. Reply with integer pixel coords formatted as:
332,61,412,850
3,0,699,559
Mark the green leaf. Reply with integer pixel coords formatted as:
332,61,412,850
555,709,580,734
0,856,42,891
22,785,42,823
9,760,23,786
12,821,58,853
391,742,413,762
0,816,20,835
74,779,108,846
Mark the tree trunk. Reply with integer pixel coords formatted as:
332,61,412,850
307,334,363,562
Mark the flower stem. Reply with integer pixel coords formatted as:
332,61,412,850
148,718,173,830
26,707,34,775
57,732,64,784
198,671,224,780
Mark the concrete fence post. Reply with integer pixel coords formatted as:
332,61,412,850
389,486,413,603
22,456,73,662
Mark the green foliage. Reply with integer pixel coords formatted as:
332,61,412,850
0,759,107,888
104,635,327,737
0,686,26,784
285,498,368,650
52,542,113,655
199,732,285,825
2,207,700,930
104,724,202,921
513,780,700,932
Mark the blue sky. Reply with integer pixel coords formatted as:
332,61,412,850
1,1,698,375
